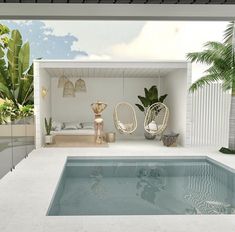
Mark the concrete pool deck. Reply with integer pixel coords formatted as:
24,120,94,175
1,140,235,232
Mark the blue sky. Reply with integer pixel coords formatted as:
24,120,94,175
1,20,229,81
2,20,88,60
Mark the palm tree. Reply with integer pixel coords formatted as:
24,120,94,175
187,21,235,153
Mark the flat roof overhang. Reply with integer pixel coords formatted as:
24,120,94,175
35,59,189,69
34,60,190,78
0,4,235,20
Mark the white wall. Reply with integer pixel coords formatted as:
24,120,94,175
34,65,51,148
190,83,231,148
51,76,163,138
161,69,188,146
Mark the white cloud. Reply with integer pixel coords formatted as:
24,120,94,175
42,20,144,55
106,21,228,81
77,54,111,61
9,20,33,26
108,21,227,60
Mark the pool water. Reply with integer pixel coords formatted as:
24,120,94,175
47,157,235,215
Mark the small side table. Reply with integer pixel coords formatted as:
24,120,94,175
106,132,116,143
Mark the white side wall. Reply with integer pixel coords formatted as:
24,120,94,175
161,69,188,146
34,63,51,148
190,83,231,148
51,77,163,138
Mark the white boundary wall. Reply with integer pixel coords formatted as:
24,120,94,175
188,83,231,148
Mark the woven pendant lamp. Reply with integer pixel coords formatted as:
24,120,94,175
75,78,87,92
63,79,75,97
58,74,67,88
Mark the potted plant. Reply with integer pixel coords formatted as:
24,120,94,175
45,117,53,144
135,85,167,140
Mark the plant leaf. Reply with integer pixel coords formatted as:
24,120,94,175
135,104,145,112
159,94,168,103
144,88,149,98
19,42,30,74
138,96,150,107
148,85,158,101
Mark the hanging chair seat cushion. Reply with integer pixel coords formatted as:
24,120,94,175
117,121,134,132
145,121,158,133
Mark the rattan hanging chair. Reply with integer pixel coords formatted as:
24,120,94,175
113,102,137,134
144,102,169,135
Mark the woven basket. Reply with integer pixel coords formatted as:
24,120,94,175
162,133,179,147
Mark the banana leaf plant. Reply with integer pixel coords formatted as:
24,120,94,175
0,24,34,109
135,85,167,115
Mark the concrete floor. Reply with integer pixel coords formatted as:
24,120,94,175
1,140,235,232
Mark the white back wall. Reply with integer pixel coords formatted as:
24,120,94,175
51,77,163,137
161,69,188,146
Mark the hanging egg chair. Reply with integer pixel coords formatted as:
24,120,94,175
144,102,169,135
113,102,137,134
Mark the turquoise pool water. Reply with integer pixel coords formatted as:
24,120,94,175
47,157,235,215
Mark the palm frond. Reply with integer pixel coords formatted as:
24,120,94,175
189,74,221,92
224,21,235,44
187,48,222,66
204,41,225,53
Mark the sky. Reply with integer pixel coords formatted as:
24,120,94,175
1,20,229,81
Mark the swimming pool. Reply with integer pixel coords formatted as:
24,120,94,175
47,157,235,216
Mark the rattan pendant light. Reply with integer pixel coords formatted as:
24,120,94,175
58,73,67,88
63,79,75,97
75,78,87,92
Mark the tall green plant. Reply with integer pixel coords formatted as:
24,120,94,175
0,24,34,108
44,117,52,136
187,21,235,153
135,85,167,114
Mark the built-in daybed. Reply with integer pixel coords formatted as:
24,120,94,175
49,121,96,146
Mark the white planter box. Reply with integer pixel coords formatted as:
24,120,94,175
45,135,53,144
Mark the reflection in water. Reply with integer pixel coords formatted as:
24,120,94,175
136,167,166,205
90,166,107,198
48,159,235,216
184,163,235,214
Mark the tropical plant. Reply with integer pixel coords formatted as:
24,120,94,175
0,98,34,124
187,21,235,153
0,99,17,124
18,104,34,118
0,24,34,108
45,117,52,136
135,85,168,114
0,24,9,49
